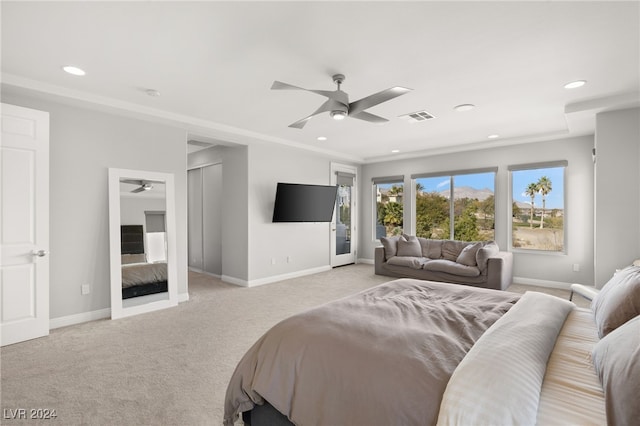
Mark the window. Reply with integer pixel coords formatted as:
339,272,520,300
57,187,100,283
373,176,404,239
413,169,496,242
509,162,566,252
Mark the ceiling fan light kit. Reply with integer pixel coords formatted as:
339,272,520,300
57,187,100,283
330,110,347,120
272,73,411,129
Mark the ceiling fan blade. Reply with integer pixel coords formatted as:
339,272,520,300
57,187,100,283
121,179,143,185
348,86,412,116
272,80,336,99
131,186,146,193
288,99,340,129
349,110,389,124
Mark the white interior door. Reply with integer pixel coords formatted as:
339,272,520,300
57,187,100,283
331,164,357,267
1,103,50,346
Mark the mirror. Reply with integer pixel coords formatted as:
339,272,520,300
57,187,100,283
108,168,178,319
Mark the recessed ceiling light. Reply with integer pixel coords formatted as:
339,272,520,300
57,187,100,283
317,136,327,141
454,104,475,112
391,149,400,153
488,134,500,139
62,66,86,76
145,89,161,97
564,80,586,89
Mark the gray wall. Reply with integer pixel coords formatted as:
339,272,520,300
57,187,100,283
221,145,250,282
2,93,189,319
5,89,636,320
120,196,166,227
247,143,357,282
594,107,640,286
360,135,596,286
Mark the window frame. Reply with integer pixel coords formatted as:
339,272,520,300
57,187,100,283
411,167,497,242
372,175,404,241
508,161,568,254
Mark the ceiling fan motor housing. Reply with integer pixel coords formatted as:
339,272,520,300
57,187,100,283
272,73,411,128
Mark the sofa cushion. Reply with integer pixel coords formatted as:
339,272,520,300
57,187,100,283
591,265,640,337
386,256,428,270
442,240,467,261
380,236,401,260
423,259,481,277
456,242,482,266
419,238,443,259
476,241,500,271
397,235,422,257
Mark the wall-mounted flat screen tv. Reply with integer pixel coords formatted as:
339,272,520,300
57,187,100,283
272,183,338,223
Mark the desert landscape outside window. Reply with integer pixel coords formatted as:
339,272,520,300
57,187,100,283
510,162,566,252
413,169,496,242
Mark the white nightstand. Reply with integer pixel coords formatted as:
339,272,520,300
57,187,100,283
569,283,599,302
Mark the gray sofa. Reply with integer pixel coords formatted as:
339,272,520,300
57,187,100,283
374,235,513,290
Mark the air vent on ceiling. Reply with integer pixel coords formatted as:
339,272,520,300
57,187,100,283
399,110,436,123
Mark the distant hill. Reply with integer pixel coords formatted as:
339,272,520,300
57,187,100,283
436,186,494,201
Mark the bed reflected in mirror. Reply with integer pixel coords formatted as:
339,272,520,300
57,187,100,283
108,168,178,319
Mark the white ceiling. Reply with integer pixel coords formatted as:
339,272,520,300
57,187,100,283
2,1,639,163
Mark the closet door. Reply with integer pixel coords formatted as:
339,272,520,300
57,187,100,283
187,168,203,270
202,164,222,275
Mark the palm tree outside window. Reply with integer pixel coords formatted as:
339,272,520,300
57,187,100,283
509,162,566,252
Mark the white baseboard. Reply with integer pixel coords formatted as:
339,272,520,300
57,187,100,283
50,308,111,330
50,292,190,329
512,276,572,290
357,258,374,265
223,265,332,287
188,267,222,279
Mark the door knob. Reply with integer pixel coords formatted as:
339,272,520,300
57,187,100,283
32,249,49,257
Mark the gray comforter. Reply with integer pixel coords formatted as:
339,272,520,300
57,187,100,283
223,278,521,426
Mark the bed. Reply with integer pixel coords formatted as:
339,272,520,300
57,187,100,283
120,225,168,299
224,266,640,426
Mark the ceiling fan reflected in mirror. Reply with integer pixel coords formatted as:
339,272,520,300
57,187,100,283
121,179,163,193
271,74,412,129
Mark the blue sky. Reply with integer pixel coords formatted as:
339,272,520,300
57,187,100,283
417,173,495,193
377,167,564,209
512,167,564,209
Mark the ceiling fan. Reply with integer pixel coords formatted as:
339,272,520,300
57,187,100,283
271,74,411,129
121,179,163,193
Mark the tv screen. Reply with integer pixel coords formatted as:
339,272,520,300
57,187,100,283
272,183,338,223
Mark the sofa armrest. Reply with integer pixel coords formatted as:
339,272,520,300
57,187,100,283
374,246,387,275
486,251,513,290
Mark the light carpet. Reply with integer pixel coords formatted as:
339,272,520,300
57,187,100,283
0,264,587,425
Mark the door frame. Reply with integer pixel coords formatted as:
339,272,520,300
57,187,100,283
330,163,357,267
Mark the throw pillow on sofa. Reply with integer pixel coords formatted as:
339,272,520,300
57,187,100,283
442,240,466,261
456,242,482,267
380,236,401,260
476,241,500,271
397,234,422,257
